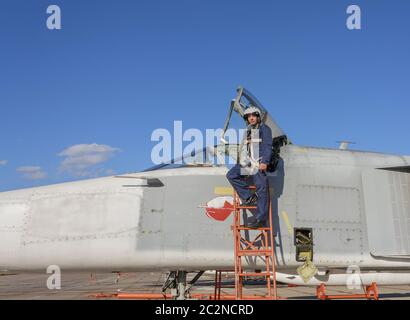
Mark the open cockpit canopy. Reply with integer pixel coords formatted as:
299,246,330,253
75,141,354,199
145,87,288,172
221,86,288,144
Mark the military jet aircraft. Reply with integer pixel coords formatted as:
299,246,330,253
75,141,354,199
1,87,410,297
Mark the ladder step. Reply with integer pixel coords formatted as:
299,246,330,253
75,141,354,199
238,250,273,256
235,206,257,209
238,272,272,277
236,226,271,231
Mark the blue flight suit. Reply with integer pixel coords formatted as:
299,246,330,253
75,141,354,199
226,123,273,222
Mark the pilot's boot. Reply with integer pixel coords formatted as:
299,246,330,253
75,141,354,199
247,219,266,229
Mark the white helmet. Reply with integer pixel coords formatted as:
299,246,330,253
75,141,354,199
243,106,261,119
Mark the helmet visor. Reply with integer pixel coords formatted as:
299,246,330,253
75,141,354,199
244,112,260,118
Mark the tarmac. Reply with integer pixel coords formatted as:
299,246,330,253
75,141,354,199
1,271,410,300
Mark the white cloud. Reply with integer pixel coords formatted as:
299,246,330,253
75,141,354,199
0,160,7,166
17,166,47,180
58,143,120,177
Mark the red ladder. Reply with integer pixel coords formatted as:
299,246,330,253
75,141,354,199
232,186,278,300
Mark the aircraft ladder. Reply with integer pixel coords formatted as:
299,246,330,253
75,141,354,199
232,186,278,300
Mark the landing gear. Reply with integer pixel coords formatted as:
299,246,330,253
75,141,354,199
162,270,205,300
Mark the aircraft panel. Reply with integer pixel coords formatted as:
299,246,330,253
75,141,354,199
296,184,362,224
363,169,410,256
22,191,141,244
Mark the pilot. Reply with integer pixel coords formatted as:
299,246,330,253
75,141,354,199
226,106,273,228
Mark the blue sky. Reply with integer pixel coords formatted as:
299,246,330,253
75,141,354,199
0,0,409,191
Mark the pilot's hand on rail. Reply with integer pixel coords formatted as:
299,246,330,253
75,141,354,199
259,163,267,171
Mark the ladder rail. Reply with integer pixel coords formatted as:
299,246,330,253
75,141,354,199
268,193,278,299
